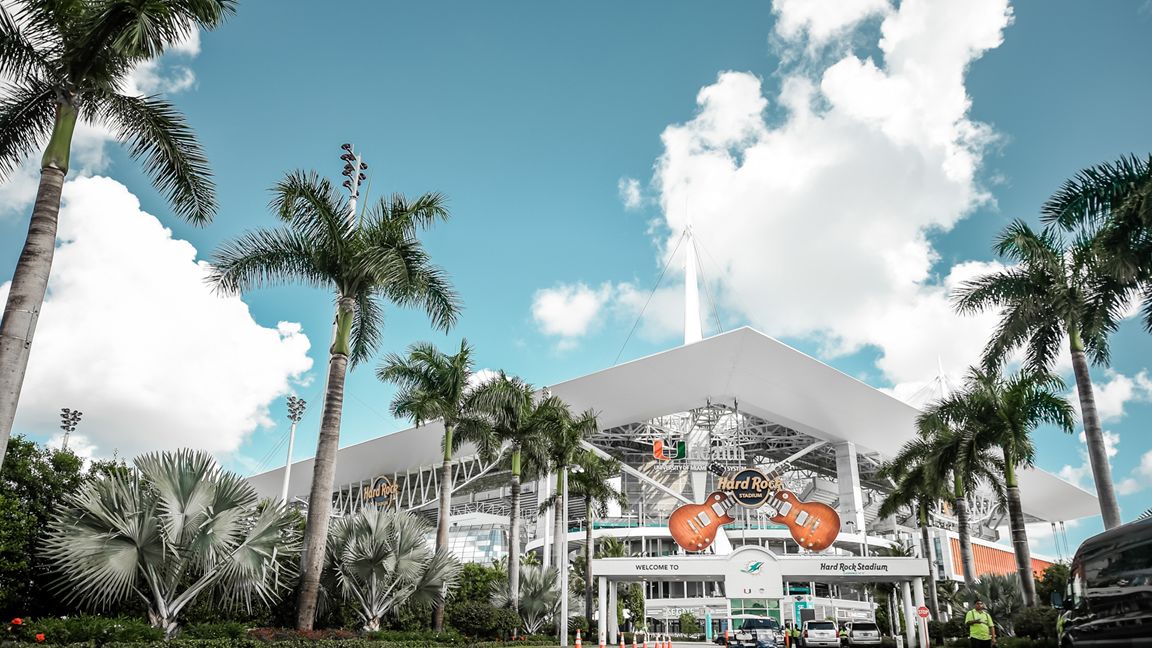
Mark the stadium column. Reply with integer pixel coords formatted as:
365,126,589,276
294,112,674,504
834,442,866,534
599,577,608,645
912,578,927,648
900,581,915,648
608,581,619,643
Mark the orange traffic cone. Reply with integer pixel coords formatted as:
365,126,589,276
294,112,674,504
619,636,625,648
599,633,605,648
642,635,647,648
631,635,637,648
576,630,582,648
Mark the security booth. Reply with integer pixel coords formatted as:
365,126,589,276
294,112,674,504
593,546,931,647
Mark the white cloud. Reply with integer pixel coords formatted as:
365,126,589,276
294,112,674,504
531,282,617,347
618,177,643,210
1108,449,1152,497
773,0,892,45
1,177,313,459
1059,430,1120,491
1066,370,1152,422
646,0,1010,388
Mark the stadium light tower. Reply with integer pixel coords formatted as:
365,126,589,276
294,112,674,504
279,396,307,504
339,143,368,221
59,407,82,451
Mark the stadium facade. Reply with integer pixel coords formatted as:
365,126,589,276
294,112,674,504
249,255,1097,642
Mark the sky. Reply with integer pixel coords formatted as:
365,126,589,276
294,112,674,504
1,0,1151,559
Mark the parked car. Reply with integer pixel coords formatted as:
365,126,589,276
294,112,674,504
1057,515,1152,647
801,621,839,648
727,617,782,648
841,621,881,647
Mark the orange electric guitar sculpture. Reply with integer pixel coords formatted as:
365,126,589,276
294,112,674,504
668,462,841,552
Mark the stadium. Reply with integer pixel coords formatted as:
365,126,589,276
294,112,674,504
249,262,1098,644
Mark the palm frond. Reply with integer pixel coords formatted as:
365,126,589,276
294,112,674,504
270,169,353,247
1041,154,1152,228
77,0,235,61
0,4,53,78
100,92,216,224
0,79,55,178
348,292,384,367
207,227,329,295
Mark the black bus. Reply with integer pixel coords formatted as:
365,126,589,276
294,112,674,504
1058,515,1152,646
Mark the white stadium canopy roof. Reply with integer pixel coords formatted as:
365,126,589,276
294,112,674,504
248,326,1099,523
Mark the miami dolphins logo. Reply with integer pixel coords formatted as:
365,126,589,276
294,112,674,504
741,560,765,575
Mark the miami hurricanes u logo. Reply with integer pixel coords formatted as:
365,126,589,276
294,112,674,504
653,439,686,461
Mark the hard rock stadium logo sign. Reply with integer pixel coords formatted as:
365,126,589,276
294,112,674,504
362,475,399,508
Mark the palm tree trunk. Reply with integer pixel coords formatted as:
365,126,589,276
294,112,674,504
1068,331,1122,529
509,454,522,609
585,495,595,630
0,101,76,470
1004,458,1038,607
954,487,976,587
918,504,943,620
433,434,454,632
296,298,355,630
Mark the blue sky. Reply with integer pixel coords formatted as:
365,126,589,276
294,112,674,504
1,0,1150,557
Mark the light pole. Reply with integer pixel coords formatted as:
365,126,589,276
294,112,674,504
561,463,584,647
280,395,307,504
59,407,82,451
339,143,368,222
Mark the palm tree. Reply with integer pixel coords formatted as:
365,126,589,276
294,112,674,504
463,372,554,612
208,169,460,630
877,439,948,621
954,221,1125,529
930,368,1075,607
42,449,300,637
324,508,461,631
539,405,598,569
377,338,482,631
915,421,1004,587
0,0,234,470
1041,155,1152,332
567,450,627,630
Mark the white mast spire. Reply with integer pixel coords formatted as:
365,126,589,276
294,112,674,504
684,227,702,345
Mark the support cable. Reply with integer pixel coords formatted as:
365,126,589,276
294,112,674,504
613,231,686,366
690,233,725,335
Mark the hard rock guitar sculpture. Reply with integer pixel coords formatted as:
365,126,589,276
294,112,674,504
668,462,841,552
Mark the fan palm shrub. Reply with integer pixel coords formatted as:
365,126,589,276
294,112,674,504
954,221,1126,528
41,449,301,638
929,368,1074,606
377,338,486,630
208,169,460,629
957,573,1024,636
324,508,460,632
491,564,560,635
0,0,235,470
